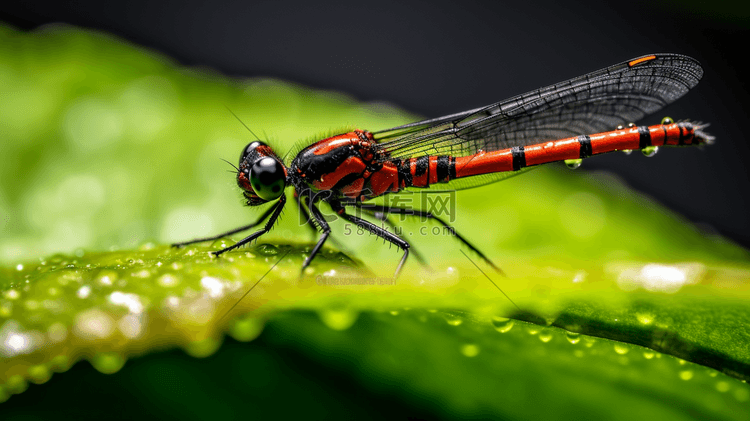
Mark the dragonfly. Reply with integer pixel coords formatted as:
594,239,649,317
173,53,712,279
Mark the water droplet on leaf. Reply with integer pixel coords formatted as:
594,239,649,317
91,353,126,374
491,317,514,333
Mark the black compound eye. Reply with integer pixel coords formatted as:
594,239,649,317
239,141,265,166
250,157,286,201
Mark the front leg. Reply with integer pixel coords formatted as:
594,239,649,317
172,202,279,248
213,195,286,256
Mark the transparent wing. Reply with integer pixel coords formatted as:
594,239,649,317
372,53,703,161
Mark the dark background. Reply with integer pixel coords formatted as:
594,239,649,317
2,0,749,247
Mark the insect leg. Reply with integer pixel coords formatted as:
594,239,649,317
300,197,332,274
351,204,503,276
212,194,287,256
296,191,351,253
294,191,319,239
332,201,410,280
354,206,430,270
171,202,279,248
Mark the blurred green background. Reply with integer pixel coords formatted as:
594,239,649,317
1,23,750,420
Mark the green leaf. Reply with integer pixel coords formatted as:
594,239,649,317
1,23,749,419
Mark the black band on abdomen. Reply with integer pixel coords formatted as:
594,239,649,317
577,135,592,159
511,146,526,171
638,126,652,149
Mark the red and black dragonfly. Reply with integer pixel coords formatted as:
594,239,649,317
173,53,712,278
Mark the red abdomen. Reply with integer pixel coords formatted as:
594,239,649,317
406,121,706,187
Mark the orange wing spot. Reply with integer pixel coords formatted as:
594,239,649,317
629,55,656,67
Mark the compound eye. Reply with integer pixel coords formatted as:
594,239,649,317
239,141,265,166
250,157,286,201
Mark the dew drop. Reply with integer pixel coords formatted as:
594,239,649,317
389,310,399,316
230,316,265,342
564,159,582,169
319,308,359,331
444,314,463,326
4,289,20,300
566,332,580,344
716,381,730,392
526,326,540,335
77,285,92,299
572,272,586,283
108,291,145,313
679,370,693,381
538,329,553,343
661,116,674,125
621,149,633,155
185,338,222,358
616,124,625,130
491,317,514,333
50,355,71,372
200,276,226,298
27,364,52,384
6,374,28,394
614,344,630,355
157,273,181,288
641,146,659,157
15,264,23,271
460,344,480,357
91,353,126,374
210,238,236,250
636,312,654,325
643,351,655,359
96,270,118,286
256,244,279,256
